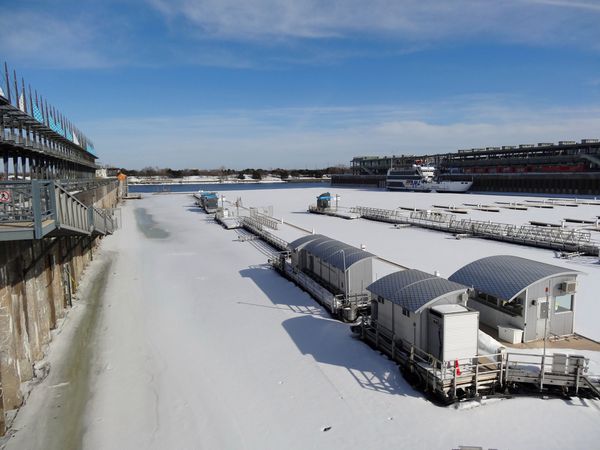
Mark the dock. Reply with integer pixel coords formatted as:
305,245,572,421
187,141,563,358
356,318,600,403
308,205,360,219
349,206,600,256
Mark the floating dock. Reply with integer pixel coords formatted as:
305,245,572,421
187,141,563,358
463,203,501,212
349,206,600,256
308,205,360,219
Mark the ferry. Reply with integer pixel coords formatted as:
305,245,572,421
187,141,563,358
386,166,473,193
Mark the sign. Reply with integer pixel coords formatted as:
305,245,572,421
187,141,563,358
0,190,11,203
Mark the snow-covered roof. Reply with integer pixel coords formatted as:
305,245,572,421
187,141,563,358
289,234,374,271
448,255,579,302
367,269,468,313
287,234,326,250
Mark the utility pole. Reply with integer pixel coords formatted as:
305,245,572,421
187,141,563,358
540,283,550,390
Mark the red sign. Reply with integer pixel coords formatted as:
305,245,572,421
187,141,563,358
0,190,12,203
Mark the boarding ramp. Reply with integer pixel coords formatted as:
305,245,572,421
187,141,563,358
0,180,115,240
350,206,600,256
240,216,288,251
249,208,279,230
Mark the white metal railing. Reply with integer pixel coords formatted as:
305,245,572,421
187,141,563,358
350,205,600,255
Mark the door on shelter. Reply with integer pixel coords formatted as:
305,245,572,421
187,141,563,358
428,313,443,360
535,299,549,340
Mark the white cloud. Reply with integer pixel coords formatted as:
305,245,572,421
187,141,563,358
0,12,112,69
149,0,600,50
85,101,600,168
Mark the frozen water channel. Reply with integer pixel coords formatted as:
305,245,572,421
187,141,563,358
4,189,600,450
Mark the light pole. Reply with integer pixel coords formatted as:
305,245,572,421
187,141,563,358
540,282,550,390
330,248,347,300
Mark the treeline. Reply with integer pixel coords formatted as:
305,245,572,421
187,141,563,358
119,166,348,179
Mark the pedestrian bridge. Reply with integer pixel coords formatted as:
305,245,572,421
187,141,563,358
0,180,116,240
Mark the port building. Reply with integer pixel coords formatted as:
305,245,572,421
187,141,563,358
449,255,579,343
366,270,478,362
287,234,375,298
333,139,600,194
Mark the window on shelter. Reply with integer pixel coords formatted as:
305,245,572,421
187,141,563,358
500,296,524,317
402,307,410,317
555,294,573,313
476,292,499,307
378,296,385,304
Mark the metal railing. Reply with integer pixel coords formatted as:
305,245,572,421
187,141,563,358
358,317,599,401
0,180,54,225
240,217,288,251
0,180,116,240
54,183,89,234
89,206,115,235
350,205,600,255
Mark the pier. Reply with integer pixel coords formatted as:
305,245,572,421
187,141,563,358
350,206,600,256
0,62,120,435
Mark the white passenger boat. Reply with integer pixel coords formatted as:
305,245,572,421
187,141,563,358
386,166,472,193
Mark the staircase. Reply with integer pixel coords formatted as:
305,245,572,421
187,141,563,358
0,180,115,241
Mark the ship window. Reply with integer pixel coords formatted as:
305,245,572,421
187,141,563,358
555,294,573,313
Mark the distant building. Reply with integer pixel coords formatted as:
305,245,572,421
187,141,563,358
333,139,600,194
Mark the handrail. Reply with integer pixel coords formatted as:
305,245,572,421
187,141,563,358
0,179,116,239
351,205,600,255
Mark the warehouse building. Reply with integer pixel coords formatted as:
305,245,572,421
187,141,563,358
449,255,579,343
333,139,600,194
287,234,375,298
366,270,478,362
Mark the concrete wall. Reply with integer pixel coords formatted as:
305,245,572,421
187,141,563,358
0,182,119,434
0,238,91,410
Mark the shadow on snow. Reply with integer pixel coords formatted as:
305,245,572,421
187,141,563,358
240,265,419,398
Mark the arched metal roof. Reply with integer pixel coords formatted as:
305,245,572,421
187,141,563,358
448,255,579,302
290,235,374,271
367,269,468,312
287,234,326,250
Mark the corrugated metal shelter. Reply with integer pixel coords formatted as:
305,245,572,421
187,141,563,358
288,234,375,297
367,270,477,361
449,255,580,342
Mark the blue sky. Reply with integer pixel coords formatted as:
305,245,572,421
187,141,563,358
3,0,600,169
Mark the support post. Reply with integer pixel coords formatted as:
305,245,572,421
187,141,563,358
32,179,43,238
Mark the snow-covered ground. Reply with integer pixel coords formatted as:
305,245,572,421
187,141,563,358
4,189,600,450
224,187,600,341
